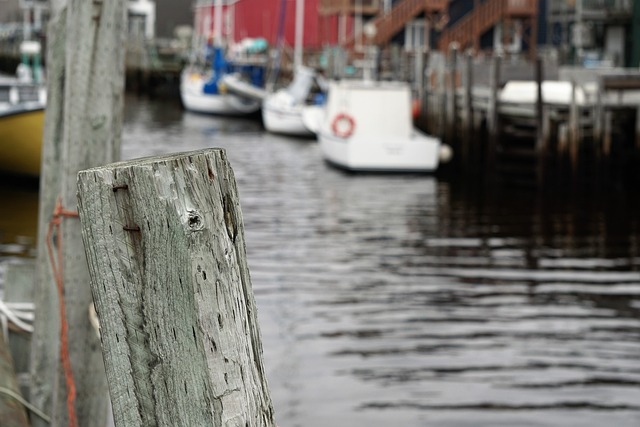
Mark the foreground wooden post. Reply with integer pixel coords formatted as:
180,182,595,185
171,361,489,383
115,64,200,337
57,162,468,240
76,149,276,427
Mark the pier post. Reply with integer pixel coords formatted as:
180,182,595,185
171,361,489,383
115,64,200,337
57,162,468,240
462,51,473,163
603,110,613,159
446,44,458,148
76,149,276,427
30,0,127,426
534,57,546,184
486,55,501,170
437,56,447,140
569,79,579,172
636,106,640,150
593,77,603,158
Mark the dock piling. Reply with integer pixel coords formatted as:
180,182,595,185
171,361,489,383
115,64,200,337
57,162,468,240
76,148,276,427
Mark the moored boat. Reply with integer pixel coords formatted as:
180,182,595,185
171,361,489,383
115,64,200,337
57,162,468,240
262,66,327,137
316,79,442,173
180,0,267,116
0,103,45,177
0,41,46,177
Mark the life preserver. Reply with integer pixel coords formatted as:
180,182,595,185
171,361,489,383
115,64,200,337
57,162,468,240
331,113,355,138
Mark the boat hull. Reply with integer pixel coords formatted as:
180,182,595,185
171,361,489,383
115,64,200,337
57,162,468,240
0,106,44,177
262,101,314,137
318,79,441,172
319,130,440,172
180,73,260,116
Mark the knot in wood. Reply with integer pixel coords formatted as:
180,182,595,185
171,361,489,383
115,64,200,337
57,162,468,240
187,210,204,232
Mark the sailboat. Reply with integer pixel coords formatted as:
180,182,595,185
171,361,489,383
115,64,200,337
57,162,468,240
180,0,267,116
262,0,327,137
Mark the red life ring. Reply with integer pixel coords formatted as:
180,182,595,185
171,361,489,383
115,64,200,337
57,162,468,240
331,113,355,138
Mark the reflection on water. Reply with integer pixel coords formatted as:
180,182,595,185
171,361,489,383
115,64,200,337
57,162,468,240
2,94,640,427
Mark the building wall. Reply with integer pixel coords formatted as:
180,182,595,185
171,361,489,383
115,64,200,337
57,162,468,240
194,0,342,49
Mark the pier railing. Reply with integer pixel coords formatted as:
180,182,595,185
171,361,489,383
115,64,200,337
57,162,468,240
319,0,382,15
437,0,537,52
549,0,632,14
343,0,448,48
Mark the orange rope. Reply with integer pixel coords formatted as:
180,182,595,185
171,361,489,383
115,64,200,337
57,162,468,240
46,196,79,427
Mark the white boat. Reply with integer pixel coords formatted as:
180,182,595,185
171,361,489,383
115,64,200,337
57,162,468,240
316,79,442,172
220,72,268,102
180,0,266,116
180,63,262,116
262,66,327,137
261,0,328,137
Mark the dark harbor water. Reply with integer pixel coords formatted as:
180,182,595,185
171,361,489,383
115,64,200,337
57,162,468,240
2,94,640,426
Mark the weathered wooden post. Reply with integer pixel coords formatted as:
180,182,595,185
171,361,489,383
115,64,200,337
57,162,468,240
30,0,127,425
76,149,276,427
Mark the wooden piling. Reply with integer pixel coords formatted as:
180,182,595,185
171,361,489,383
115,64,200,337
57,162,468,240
486,55,501,169
604,110,613,158
76,149,276,427
437,57,447,140
534,57,545,184
593,77,603,156
30,0,128,425
446,45,458,147
569,79,579,172
636,106,640,150
462,51,473,163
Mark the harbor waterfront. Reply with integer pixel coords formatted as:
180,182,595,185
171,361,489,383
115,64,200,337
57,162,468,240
2,94,640,426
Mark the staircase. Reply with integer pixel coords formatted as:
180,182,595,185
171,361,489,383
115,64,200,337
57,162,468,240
344,0,448,48
437,0,537,52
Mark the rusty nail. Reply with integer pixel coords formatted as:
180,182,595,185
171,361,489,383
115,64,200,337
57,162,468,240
123,225,141,232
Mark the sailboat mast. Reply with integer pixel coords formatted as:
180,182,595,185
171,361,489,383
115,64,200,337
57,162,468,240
214,0,223,47
294,0,304,69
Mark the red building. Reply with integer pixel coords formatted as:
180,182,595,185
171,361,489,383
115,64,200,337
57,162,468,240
193,0,354,49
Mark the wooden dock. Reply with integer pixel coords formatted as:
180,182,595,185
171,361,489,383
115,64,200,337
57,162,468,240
419,50,640,188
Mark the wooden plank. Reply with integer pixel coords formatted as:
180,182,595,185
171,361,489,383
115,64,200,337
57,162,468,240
76,149,276,427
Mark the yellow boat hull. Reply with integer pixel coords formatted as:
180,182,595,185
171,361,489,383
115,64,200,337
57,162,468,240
0,107,44,177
